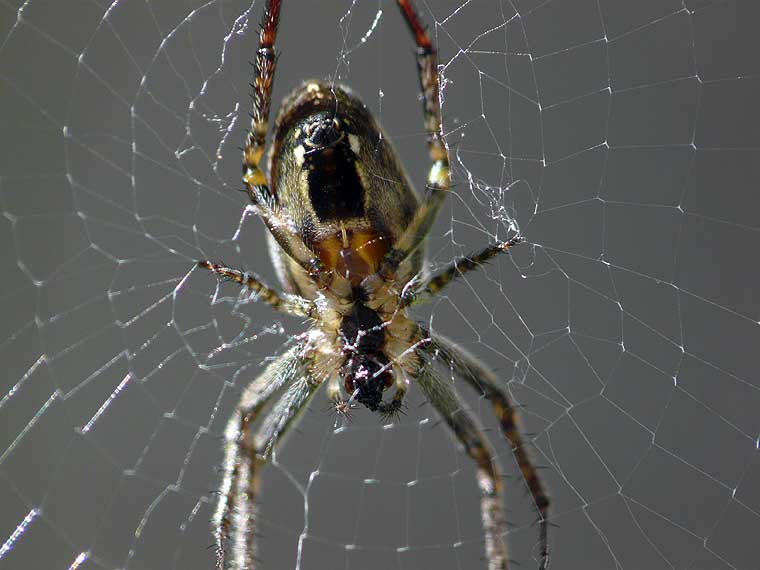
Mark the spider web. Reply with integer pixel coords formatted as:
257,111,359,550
1,0,759,568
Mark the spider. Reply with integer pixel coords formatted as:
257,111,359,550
198,1,549,568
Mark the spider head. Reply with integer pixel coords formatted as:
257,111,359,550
342,355,393,412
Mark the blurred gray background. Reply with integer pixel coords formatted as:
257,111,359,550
1,1,759,569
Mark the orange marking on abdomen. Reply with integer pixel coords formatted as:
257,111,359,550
314,229,390,285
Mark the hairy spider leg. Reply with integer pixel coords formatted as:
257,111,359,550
374,0,451,281
426,334,551,570
253,376,320,459
241,377,320,569
404,235,525,306
242,0,329,284
214,343,309,570
196,260,316,318
415,361,509,570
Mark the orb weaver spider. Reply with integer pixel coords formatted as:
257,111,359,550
198,1,549,568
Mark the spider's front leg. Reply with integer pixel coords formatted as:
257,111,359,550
415,362,509,570
214,342,316,570
425,334,551,570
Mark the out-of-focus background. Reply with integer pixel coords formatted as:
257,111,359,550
1,1,759,569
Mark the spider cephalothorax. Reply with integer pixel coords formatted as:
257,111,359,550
199,1,549,569
338,298,392,410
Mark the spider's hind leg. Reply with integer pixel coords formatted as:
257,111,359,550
242,0,279,191
374,1,450,281
242,0,329,284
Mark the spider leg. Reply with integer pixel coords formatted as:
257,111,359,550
377,373,409,420
253,375,320,458
243,0,329,285
425,333,550,570
197,260,316,319
242,0,279,190
375,1,450,281
403,235,524,306
214,342,308,570
415,362,509,570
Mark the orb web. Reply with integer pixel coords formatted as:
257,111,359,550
1,1,759,569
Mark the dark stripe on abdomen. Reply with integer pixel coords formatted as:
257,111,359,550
306,145,365,221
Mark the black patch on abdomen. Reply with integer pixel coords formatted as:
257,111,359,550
306,145,365,221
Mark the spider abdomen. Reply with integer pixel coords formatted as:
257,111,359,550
267,80,421,296
303,120,364,222
312,228,390,285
